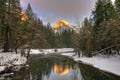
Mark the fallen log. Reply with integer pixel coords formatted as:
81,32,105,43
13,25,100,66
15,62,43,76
92,44,120,55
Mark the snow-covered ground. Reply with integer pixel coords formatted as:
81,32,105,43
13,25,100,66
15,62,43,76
28,48,120,76
30,48,74,55
0,52,27,72
74,55,120,76
62,52,120,76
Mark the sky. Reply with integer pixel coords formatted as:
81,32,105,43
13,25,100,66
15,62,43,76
20,0,115,25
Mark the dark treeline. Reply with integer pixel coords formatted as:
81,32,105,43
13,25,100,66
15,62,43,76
0,0,120,57
55,29,74,48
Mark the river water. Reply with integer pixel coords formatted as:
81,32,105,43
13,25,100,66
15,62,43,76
12,54,120,80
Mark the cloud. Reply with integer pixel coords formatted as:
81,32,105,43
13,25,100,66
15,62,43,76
21,0,96,17
20,0,28,9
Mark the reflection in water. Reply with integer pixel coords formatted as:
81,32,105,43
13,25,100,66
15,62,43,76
11,55,120,80
43,63,82,80
54,64,70,75
12,55,83,80
40,57,82,80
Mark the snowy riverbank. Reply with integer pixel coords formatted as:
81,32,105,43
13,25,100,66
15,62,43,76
30,48,74,54
0,52,27,72
1,49,118,76
74,55,120,76
62,52,120,76
30,48,120,76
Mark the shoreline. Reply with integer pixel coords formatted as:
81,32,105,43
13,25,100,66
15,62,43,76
1,48,120,77
30,48,120,76
62,52,120,76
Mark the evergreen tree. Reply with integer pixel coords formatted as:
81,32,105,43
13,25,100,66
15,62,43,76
92,0,117,28
115,0,120,19
44,23,55,48
104,0,117,20
8,0,22,51
0,0,22,52
31,19,48,49
26,3,35,20
92,0,117,51
0,0,6,47
79,18,93,57
92,0,105,28
97,19,120,55
61,29,72,48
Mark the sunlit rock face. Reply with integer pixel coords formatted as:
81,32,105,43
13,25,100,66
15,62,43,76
53,20,71,29
53,20,72,33
54,64,70,75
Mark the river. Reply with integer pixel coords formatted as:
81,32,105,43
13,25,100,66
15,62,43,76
7,54,120,80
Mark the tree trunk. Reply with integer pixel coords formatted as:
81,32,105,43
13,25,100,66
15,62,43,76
4,0,10,52
4,25,9,52
27,47,31,59
78,51,80,57
116,49,119,55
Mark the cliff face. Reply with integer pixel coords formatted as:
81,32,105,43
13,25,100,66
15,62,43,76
53,20,72,33
53,20,71,29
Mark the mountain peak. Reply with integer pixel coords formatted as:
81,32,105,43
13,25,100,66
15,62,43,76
53,20,71,29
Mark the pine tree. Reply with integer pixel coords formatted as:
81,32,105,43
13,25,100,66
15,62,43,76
92,0,117,51
79,18,93,57
26,3,35,20
97,19,120,55
115,0,120,19
84,18,91,28
8,0,22,51
43,23,55,48
104,0,117,20
92,0,105,28
0,0,6,47
0,0,22,52
92,0,117,28
24,3,36,57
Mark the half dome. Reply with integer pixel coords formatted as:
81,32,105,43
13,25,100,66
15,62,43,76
53,20,71,29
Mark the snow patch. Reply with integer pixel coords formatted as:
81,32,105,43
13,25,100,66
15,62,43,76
0,52,27,72
62,52,120,76
30,48,74,54
75,55,120,76
0,66,6,72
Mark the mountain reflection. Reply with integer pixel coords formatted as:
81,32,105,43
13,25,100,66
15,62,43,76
46,63,82,80
12,55,120,80
54,64,70,75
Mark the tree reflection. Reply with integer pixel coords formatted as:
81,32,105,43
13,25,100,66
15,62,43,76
12,55,120,80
